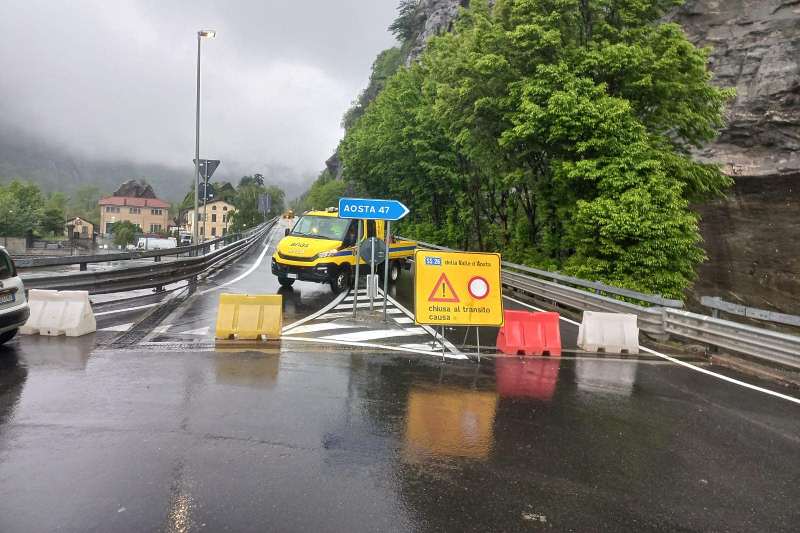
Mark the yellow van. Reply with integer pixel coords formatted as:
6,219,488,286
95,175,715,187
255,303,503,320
271,209,416,293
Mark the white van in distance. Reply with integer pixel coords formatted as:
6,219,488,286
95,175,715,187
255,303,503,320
136,237,177,251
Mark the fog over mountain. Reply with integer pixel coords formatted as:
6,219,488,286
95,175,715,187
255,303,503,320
0,0,399,200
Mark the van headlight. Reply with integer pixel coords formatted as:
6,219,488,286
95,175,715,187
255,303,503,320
317,250,338,258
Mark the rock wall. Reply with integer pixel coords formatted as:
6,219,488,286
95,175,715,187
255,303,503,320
406,0,471,63
404,0,800,312
672,0,800,178
673,0,800,313
693,174,800,314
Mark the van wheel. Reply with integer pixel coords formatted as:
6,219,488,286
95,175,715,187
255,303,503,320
380,261,401,285
278,277,295,288
0,329,18,346
330,267,350,294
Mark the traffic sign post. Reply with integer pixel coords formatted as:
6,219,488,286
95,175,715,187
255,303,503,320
193,159,221,246
342,198,410,320
338,198,410,221
414,250,504,327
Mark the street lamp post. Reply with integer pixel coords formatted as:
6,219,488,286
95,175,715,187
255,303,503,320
193,29,216,249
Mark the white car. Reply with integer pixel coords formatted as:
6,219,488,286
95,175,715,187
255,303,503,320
0,247,29,345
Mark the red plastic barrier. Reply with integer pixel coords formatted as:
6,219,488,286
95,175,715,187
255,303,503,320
496,310,562,356
495,358,561,400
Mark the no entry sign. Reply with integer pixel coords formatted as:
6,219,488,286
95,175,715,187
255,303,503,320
414,250,504,326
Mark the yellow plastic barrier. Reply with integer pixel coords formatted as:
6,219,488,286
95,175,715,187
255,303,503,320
215,294,283,341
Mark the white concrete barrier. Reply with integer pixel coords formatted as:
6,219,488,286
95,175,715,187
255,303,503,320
577,312,639,354
20,290,96,337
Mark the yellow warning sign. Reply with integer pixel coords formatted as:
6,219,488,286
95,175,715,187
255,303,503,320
414,250,503,326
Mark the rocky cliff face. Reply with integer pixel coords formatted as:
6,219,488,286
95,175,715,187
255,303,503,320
112,179,157,199
404,0,800,313
406,0,473,63
672,0,800,178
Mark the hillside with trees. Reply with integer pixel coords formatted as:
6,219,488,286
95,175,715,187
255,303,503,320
335,0,732,299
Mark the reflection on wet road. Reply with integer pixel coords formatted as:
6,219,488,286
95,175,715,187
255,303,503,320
1,340,799,531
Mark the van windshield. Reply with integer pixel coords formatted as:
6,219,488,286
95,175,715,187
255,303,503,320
290,216,350,241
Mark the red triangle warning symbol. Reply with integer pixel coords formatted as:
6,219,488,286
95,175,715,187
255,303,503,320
428,273,460,303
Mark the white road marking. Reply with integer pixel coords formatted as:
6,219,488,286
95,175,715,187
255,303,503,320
95,303,160,317
382,290,462,355
199,232,275,295
286,322,361,335
334,302,386,310
152,324,172,334
281,335,468,360
282,291,349,333
323,327,429,342
100,323,133,332
504,294,800,405
394,316,414,324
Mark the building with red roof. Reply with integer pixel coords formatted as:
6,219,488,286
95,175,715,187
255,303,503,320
99,192,171,236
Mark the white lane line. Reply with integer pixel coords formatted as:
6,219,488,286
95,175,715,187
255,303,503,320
286,322,362,335
639,346,800,406
199,231,276,295
281,335,468,360
334,302,387,310
382,290,462,356
152,324,172,334
282,290,349,333
504,294,800,405
394,316,414,324
95,303,160,317
323,327,429,342
100,323,133,332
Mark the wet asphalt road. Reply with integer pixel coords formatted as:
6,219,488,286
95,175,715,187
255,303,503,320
1,224,800,532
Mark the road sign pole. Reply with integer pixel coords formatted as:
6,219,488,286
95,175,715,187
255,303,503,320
352,221,362,319
369,238,376,311
476,327,481,363
383,221,391,322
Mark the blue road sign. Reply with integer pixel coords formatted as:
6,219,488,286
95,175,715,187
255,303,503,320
338,197,410,221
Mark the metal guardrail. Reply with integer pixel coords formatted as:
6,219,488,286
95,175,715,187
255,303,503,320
701,296,800,328
407,237,800,370
665,309,800,369
21,220,277,295
403,238,683,308
14,225,266,270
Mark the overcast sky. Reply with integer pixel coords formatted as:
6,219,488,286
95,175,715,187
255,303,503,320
0,0,399,190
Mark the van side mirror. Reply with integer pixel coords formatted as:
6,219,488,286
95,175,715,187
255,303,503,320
285,228,290,237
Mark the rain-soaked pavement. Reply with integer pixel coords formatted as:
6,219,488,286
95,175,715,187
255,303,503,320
1,222,800,532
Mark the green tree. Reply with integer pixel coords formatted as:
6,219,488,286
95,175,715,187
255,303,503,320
389,0,424,43
339,0,733,297
112,220,139,248
68,185,103,224
0,180,44,237
342,48,405,130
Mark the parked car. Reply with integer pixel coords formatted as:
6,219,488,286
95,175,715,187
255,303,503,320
0,246,30,346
